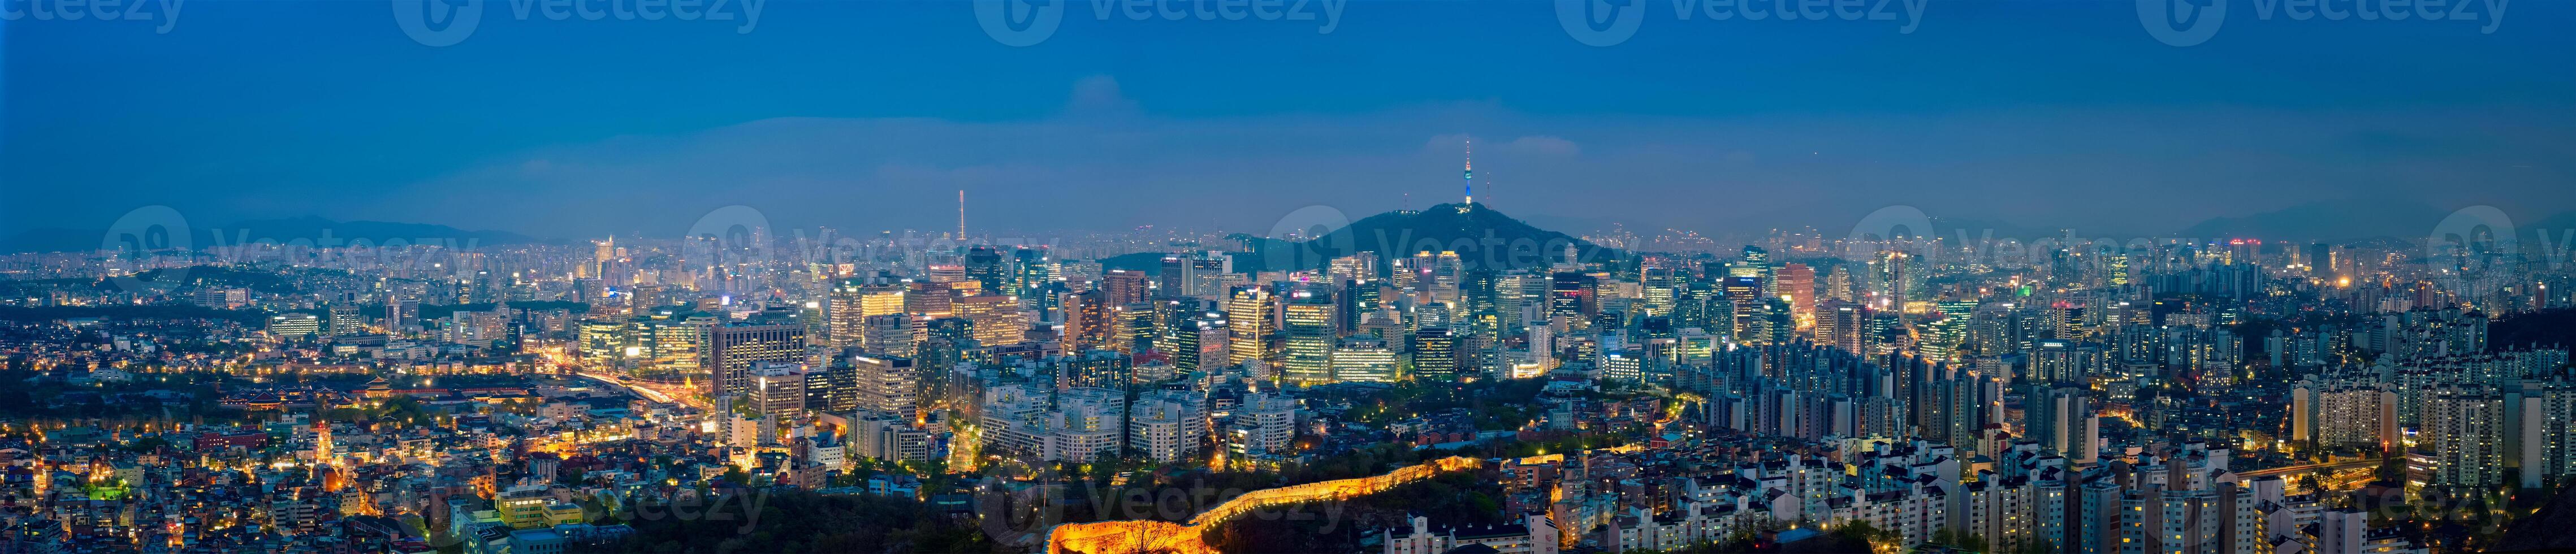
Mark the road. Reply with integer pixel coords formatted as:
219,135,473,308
2235,458,2381,479
535,346,706,409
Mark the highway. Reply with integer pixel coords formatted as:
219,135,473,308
538,347,704,409
2234,458,2381,479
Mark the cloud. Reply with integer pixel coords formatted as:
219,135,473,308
1065,75,1140,115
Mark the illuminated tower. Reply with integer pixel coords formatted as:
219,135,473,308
1459,139,1474,213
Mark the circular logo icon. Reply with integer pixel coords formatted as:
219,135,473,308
392,0,485,47
1262,205,1355,274
1556,0,1646,47
2426,205,2518,298
101,206,193,294
971,466,1065,546
1844,205,1940,267
682,205,776,293
974,0,1065,47
2137,0,2225,47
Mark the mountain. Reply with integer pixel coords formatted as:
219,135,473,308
1241,203,1620,274
1097,204,1618,275
5,217,550,253
2495,480,2576,552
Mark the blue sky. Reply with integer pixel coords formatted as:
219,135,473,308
5,0,2571,241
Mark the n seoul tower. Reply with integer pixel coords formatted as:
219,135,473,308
1459,139,1474,213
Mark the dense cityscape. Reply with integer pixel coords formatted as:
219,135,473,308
2,180,2573,553
10,1,2576,553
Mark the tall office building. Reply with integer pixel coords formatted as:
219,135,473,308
1777,263,1816,325
859,313,918,358
1549,272,1596,326
386,297,420,334
1164,253,1231,298
1637,267,1680,318
1014,247,1056,302
638,314,710,376
1330,334,1399,383
747,362,809,419
952,293,1025,345
1329,253,1377,283
905,280,958,318
1411,327,1459,382
1723,276,1762,339
2025,387,2100,464
827,280,905,347
963,246,1010,297
1101,269,1151,305
1741,246,1773,298
704,321,806,397
1817,300,1868,354
328,304,364,336
1225,285,1276,366
1280,286,1337,383
1061,289,1111,350
853,354,919,422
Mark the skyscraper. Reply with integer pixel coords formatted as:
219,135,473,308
828,279,905,348
747,362,808,419
2421,387,2506,487
964,246,1010,297
853,354,919,422
1101,269,1150,306
1818,300,1868,354
1225,285,1276,366
705,321,806,397
1330,334,1398,383
1549,272,1596,326
1777,262,1816,326
1061,288,1112,351
1411,327,1459,382
1280,285,1337,383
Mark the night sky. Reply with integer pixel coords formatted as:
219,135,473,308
6,0,2571,241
